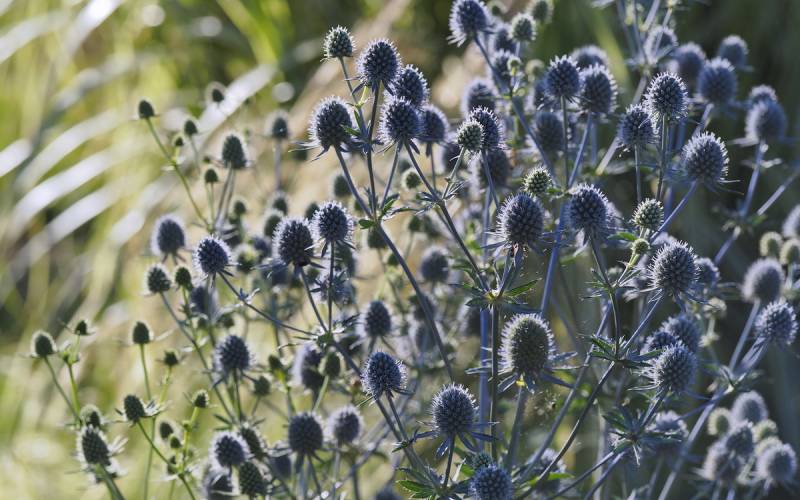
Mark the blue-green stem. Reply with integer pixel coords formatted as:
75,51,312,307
43,358,80,421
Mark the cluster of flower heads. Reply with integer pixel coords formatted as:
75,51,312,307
29,1,800,499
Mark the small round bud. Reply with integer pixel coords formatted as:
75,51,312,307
221,133,247,169
698,58,737,105
357,39,401,90
321,352,341,378
545,55,582,100
650,345,696,394
759,232,783,257
567,184,609,239
746,100,787,143
193,236,231,277
31,330,56,358
432,384,476,436
207,83,225,104
123,394,147,423
138,99,155,119
328,405,363,445
456,120,484,152
151,215,186,258
288,412,324,456
362,351,406,398
632,238,650,255
210,431,248,468
394,65,429,107
145,263,172,294
331,173,351,199
402,168,422,190
649,240,697,296
252,375,271,397
267,110,289,140
532,110,565,153
717,35,748,68
193,389,210,408
498,192,545,248
364,226,387,249
708,408,732,436
742,258,784,303
755,301,797,346
471,464,513,500
618,104,654,148
310,96,354,150
682,132,728,185
73,319,93,336
183,119,198,136
324,26,354,59
174,265,193,290
449,0,490,45
162,349,180,368
645,73,688,123
461,78,496,117
273,217,314,267
293,345,324,392
379,97,421,144
501,314,553,378
522,167,552,196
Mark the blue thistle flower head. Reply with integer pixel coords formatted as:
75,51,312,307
221,133,248,169
214,335,252,377
193,236,231,277
357,39,401,91
748,84,778,107
681,131,729,186
471,147,511,190
649,344,696,394
746,100,787,143
645,73,688,123
457,120,485,152
649,240,697,296
266,110,289,140
732,391,768,424
327,405,363,445
379,97,421,144
471,464,513,500
695,257,720,289
500,313,554,379
419,105,449,144
461,78,496,117
362,351,406,399
579,64,618,114
431,384,476,437
288,412,324,456
717,34,748,68
757,443,797,487
510,13,536,43
618,104,655,148
420,245,450,283
545,55,582,100
660,314,701,353
643,330,680,352
273,217,314,267
210,431,249,468
323,26,354,59
361,300,392,338
724,422,755,458
567,184,609,239
468,107,504,150
491,23,517,54
783,205,800,239
644,26,678,61
670,43,707,84
698,58,737,104
498,192,545,248
394,65,429,107
238,461,268,497
571,44,609,69
151,215,186,258
449,0,490,46
309,96,354,151
531,110,564,153
756,301,797,346
703,442,745,484
78,425,112,466
742,258,784,303
311,200,352,244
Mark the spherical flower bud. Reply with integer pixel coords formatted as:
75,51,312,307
632,238,650,256
151,215,186,258
510,12,536,42
221,133,247,169
131,321,152,345
123,394,147,423
238,461,267,497
756,443,797,486
420,246,450,283
760,232,784,258
419,105,449,144
311,201,352,244
545,55,582,100
288,412,324,455
531,110,564,153
31,330,56,358
380,97,421,144
670,43,706,84
73,319,93,337
192,389,210,409
210,431,248,468
501,314,553,378
251,375,271,397
138,99,155,119
702,442,744,484
749,84,778,107
214,335,252,375
717,35,748,67
522,167,552,196
145,263,172,294
698,58,737,104
780,238,800,266
571,44,609,69
756,301,797,346
645,73,688,122
746,100,787,143
78,426,111,465
357,39,400,90
328,405,363,444
449,0,490,46
362,351,406,398
644,26,677,61
732,391,768,424
649,240,697,295
471,464,513,500
193,236,231,277
742,258,784,303
468,107,504,150
461,78,496,117
432,384,476,437
724,422,755,458
395,65,429,107
695,257,720,288
491,24,517,54
498,192,545,248
618,104,654,148
580,64,617,114
650,344,696,394
324,26,354,59
783,206,800,239
310,96,354,150
568,184,609,238
273,217,314,266
457,120,485,152
207,83,225,104
267,110,289,140
708,408,732,436
643,330,679,352
204,167,219,184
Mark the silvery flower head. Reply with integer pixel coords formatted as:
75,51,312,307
379,97,421,145
648,240,698,298
755,301,797,346
579,64,618,115
742,258,784,303
697,58,737,105
647,344,696,394
545,55,582,101
497,192,545,249
357,39,400,92
209,431,249,469
746,100,787,143
311,200,353,245
468,106,504,150
361,351,406,399
273,217,314,267
645,72,688,123
323,26,354,59
670,43,707,84
571,44,609,69
309,96,354,152
394,65,429,107
731,391,768,424
193,236,231,277
449,0,491,46
681,131,729,186
618,104,654,148
644,26,678,62
461,78,496,117
567,184,609,240
717,34,748,68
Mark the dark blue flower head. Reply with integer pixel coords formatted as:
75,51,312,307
510,13,536,43
292,344,324,392
756,301,797,346
221,133,248,169
323,26,354,59
571,44,609,69
567,184,609,239
732,391,768,424
361,300,392,338
649,344,696,394
471,147,511,190
618,104,655,148
742,258,784,303
327,405,363,445
357,39,400,91
419,105,449,144
531,110,564,153
193,236,231,277
489,49,520,88
643,330,679,352
419,245,450,283
311,200,352,244
461,78,497,117
468,107,504,150
579,64,618,114
498,192,544,248
756,443,797,487
471,464,513,500
362,351,406,399
151,215,186,258
717,35,748,68
746,100,787,143
394,65,429,107
238,461,267,497
431,384,476,437
545,55,582,100
309,96,354,151
379,97,421,144
681,131,728,186
698,58,737,104
649,240,697,296
491,23,517,54
500,313,554,379
288,412,324,456
449,0,490,46
748,85,778,107
274,217,314,267
670,43,706,84
210,431,249,468
644,26,678,62
660,314,701,353
214,335,252,378
645,73,688,123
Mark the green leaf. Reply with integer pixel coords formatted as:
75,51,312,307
358,218,375,229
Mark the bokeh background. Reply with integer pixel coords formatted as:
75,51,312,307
1,0,799,497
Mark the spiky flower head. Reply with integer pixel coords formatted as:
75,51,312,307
192,389,210,409
131,321,152,345
649,344,696,394
214,335,252,376
457,120,485,152
380,97,421,144
660,314,701,353
532,110,564,153
522,167,552,196
645,73,688,123
461,78,496,117
311,200,352,245
746,100,787,143
571,45,609,69
78,425,112,466
753,419,779,442
724,422,755,458
362,351,406,399
220,133,248,170
357,39,401,91
145,263,172,294
122,394,147,423
749,84,778,107
31,330,56,358
288,412,324,456
323,26,354,59
643,330,679,352
644,26,678,61
327,405,363,445
695,257,720,288
449,0,490,46
717,35,748,67
210,431,249,468
670,43,707,84
274,217,314,267
419,246,450,283
490,50,520,88
545,55,582,100
471,464,513,500
491,23,517,54
361,300,392,339
633,199,664,231
498,192,545,249
193,236,231,277
742,258,784,303
756,443,797,487
151,215,186,258
732,392,768,424
580,64,617,114
618,104,655,148
781,238,800,266
238,461,268,497
468,107,504,150
756,301,797,346
649,240,697,296
395,65,429,107
698,58,737,104
702,442,744,484
267,110,289,140
309,96,354,151
431,384,476,437
419,105,449,144
501,314,554,378
568,184,609,239
510,12,536,42
682,131,729,185
708,408,732,436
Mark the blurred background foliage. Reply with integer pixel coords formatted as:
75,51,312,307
1,0,799,497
